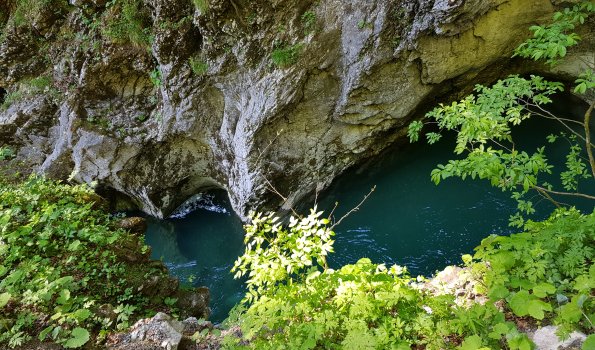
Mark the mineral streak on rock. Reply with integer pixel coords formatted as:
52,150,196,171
0,0,591,219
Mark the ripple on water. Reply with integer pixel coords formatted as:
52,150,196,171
146,96,591,322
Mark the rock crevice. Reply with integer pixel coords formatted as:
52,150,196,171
0,0,591,218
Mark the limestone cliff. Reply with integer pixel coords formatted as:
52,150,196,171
0,0,592,218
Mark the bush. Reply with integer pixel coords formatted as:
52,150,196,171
189,57,208,76
223,209,594,349
102,0,152,47
271,44,302,67
0,176,176,348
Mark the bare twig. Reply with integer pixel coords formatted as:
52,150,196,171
584,102,595,178
520,99,593,146
262,176,300,218
252,130,282,165
330,186,376,230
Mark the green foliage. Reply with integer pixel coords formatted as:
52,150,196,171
407,74,590,226
575,69,595,94
271,44,302,67
471,208,595,337
232,209,334,302
0,176,175,348
0,146,15,161
514,2,594,65
102,0,152,47
408,1,595,227
0,90,23,110
0,75,60,110
224,208,595,349
301,11,316,34
189,57,208,76
149,68,162,87
5,0,62,28
193,0,209,14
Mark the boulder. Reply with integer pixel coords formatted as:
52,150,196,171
108,312,184,350
175,287,211,320
117,217,148,235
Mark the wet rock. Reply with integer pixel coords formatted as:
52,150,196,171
530,326,587,350
117,217,148,235
175,287,211,319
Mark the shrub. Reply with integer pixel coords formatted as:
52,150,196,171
271,44,302,67
0,176,176,348
102,0,152,47
224,209,594,349
189,57,208,76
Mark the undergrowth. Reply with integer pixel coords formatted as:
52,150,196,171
102,0,152,47
221,208,595,349
0,176,176,348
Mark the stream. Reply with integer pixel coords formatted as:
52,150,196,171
145,94,592,322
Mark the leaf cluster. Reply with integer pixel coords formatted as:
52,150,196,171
0,176,175,348
471,208,595,340
102,0,153,48
231,209,334,303
514,2,594,65
271,43,303,67
222,209,595,349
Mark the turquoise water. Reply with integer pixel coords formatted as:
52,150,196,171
145,96,592,322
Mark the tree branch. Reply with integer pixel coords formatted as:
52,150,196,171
534,186,595,201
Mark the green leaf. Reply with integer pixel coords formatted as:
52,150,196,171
532,283,555,298
68,240,82,251
508,332,532,350
63,327,90,348
489,284,510,300
72,309,92,322
559,302,582,323
57,289,71,305
583,334,595,350
527,299,552,320
0,292,10,308
459,335,489,350
39,326,54,341
509,290,531,316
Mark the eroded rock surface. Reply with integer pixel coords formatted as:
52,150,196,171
1,0,592,218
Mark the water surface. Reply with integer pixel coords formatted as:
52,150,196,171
145,95,592,322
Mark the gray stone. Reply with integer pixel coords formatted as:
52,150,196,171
121,312,184,350
530,326,587,350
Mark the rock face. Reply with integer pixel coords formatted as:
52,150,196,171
0,0,592,218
